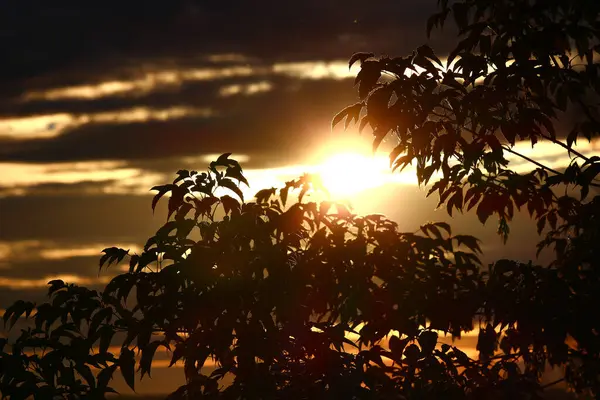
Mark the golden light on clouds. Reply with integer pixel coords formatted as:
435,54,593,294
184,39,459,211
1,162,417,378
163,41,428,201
0,275,110,289
2,135,600,199
91,106,213,124
206,53,251,63
0,106,214,140
19,59,354,103
181,153,251,164
0,240,141,263
19,51,594,110
272,61,358,80
39,246,140,261
20,66,253,101
0,113,75,140
218,81,273,97
0,240,141,290
0,159,167,196
1,160,140,186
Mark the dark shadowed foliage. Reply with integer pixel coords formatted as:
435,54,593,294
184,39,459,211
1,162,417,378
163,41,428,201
2,155,485,398
2,0,600,398
333,0,600,396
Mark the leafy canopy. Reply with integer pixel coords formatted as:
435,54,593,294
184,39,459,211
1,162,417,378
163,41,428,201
335,0,600,243
2,155,485,399
333,0,600,395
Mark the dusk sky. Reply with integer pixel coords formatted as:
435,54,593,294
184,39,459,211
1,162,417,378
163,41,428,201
0,1,589,395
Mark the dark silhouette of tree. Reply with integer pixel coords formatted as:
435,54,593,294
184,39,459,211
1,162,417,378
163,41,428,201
2,0,600,398
2,155,484,398
332,0,600,396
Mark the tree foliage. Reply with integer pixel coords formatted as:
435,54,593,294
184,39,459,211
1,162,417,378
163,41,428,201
2,0,600,398
332,0,600,396
335,0,600,241
2,155,488,399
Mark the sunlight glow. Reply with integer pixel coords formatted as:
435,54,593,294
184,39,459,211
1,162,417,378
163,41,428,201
22,52,595,106
305,135,419,201
206,53,251,63
272,61,359,80
20,60,355,102
181,153,251,164
0,160,166,197
40,246,141,261
0,275,110,289
3,134,599,200
0,106,213,140
219,81,273,97
316,152,391,198
0,240,141,264
0,113,75,140
0,161,139,186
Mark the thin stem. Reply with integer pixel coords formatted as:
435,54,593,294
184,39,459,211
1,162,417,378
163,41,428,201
541,377,565,389
501,141,600,188
502,146,563,176
433,108,563,176
539,132,590,162
434,108,600,187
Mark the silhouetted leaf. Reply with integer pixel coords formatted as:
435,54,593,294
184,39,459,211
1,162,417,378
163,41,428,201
219,178,244,201
97,364,117,390
388,335,408,361
349,52,374,70
151,184,175,212
418,330,438,354
332,103,363,129
417,44,443,67
99,325,115,355
119,347,136,391
89,308,112,339
225,165,249,187
139,341,162,379
255,187,276,203
220,195,241,215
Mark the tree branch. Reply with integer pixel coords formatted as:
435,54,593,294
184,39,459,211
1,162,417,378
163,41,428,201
539,131,591,163
541,377,565,389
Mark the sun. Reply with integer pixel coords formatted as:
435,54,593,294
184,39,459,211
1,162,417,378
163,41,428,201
234,136,418,203
314,151,391,199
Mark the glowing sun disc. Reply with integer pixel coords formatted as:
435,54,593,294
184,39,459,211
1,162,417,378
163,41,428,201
315,152,390,198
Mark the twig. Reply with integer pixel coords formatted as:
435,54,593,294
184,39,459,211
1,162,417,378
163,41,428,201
502,146,563,176
540,132,590,163
541,377,565,389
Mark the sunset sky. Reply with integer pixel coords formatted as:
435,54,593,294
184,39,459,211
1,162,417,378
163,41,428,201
0,0,590,395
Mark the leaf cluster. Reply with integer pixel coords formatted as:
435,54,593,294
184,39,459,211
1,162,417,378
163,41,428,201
334,0,600,244
0,155,505,399
332,0,600,396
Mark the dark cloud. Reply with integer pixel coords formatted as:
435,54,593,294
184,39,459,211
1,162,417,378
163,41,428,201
0,288,50,311
0,1,449,90
0,255,106,279
0,179,125,197
0,193,164,242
